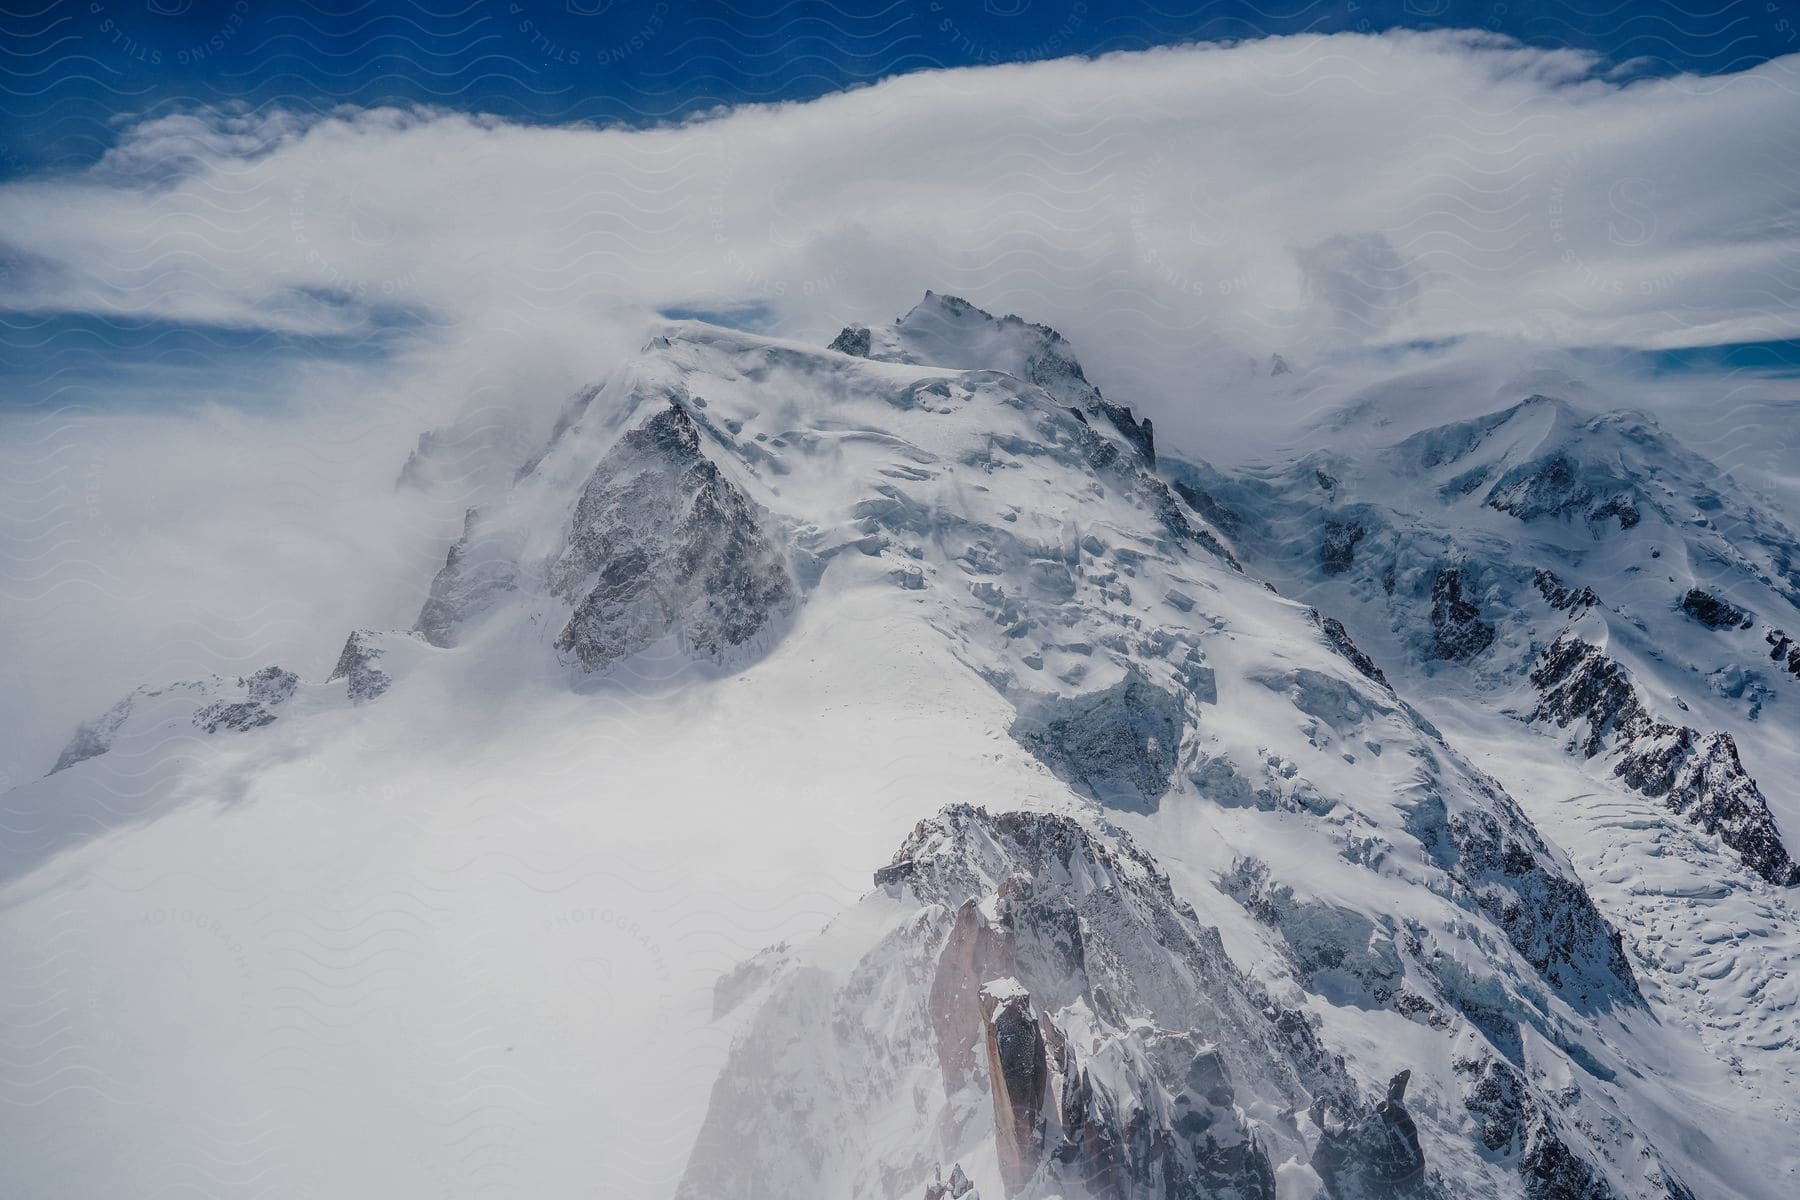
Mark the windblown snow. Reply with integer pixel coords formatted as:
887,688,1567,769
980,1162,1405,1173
3,294,1797,1199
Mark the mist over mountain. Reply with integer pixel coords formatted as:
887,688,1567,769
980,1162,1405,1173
4,15,1800,1200
5,292,1797,1198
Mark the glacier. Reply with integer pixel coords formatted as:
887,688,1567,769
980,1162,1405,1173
2,294,1797,1199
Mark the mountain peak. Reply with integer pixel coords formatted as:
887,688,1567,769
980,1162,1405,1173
837,292,1157,464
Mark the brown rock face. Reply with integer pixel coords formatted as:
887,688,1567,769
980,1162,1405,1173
980,980,1049,1197
929,899,1018,1095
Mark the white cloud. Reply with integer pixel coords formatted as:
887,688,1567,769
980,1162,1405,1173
4,32,1797,355
3,29,1800,772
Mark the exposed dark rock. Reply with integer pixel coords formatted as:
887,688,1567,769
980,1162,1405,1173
551,402,793,671
1309,1069,1428,1199
1530,637,1644,759
1321,520,1366,576
1100,402,1154,466
1008,669,1185,811
192,702,277,735
883,807,1339,1200
1678,587,1752,630
1270,352,1292,376
1531,635,1798,885
1457,1053,1526,1152
1620,728,1799,886
1429,568,1495,662
1453,1052,1693,1200
1428,793,1640,1005
329,631,392,703
1169,479,1242,538
193,666,298,735
52,668,302,771
1486,455,1592,522
1769,628,1800,682
1587,495,1640,530
828,324,872,357
922,1163,978,1200
888,293,1158,466
1533,569,1599,614
980,980,1050,1195
243,665,299,707
1483,453,1642,534
1012,318,1155,465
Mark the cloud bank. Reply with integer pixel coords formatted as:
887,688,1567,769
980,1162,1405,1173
6,32,1800,354
3,29,1800,772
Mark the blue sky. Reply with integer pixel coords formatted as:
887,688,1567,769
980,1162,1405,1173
7,0,1800,180
2,3,1798,407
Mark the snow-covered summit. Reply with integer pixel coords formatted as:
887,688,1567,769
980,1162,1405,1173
835,292,1158,464
5,301,1797,1200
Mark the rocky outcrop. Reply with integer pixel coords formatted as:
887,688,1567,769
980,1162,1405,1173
1678,588,1752,630
828,324,872,357
1531,635,1798,885
1455,1052,1697,1200
1768,628,1800,682
979,979,1050,1195
682,805,1420,1200
1587,494,1640,530
51,666,302,771
1394,766,1640,1010
329,631,392,703
922,1163,978,1200
1619,728,1797,884
1533,569,1599,615
193,666,298,734
879,293,1157,465
550,402,793,671
1482,451,1639,532
1169,478,1242,538
1010,313,1154,466
886,807,1362,1200
1313,610,1389,687
1429,568,1495,662
1484,454,1594,523
1310,1070,1428,1199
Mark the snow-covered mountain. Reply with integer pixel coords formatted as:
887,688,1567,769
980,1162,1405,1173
2,294,1795,1199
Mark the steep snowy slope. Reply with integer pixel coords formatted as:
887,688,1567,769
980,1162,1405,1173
1173,388,1800,1176
2,297,1793,1200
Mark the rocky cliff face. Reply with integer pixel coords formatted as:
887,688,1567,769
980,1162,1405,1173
686,800,1692,1200
1531,635,1798,885
549,402,793,671
328,630,393,702
682,806,1421,1200
193,666,298,733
